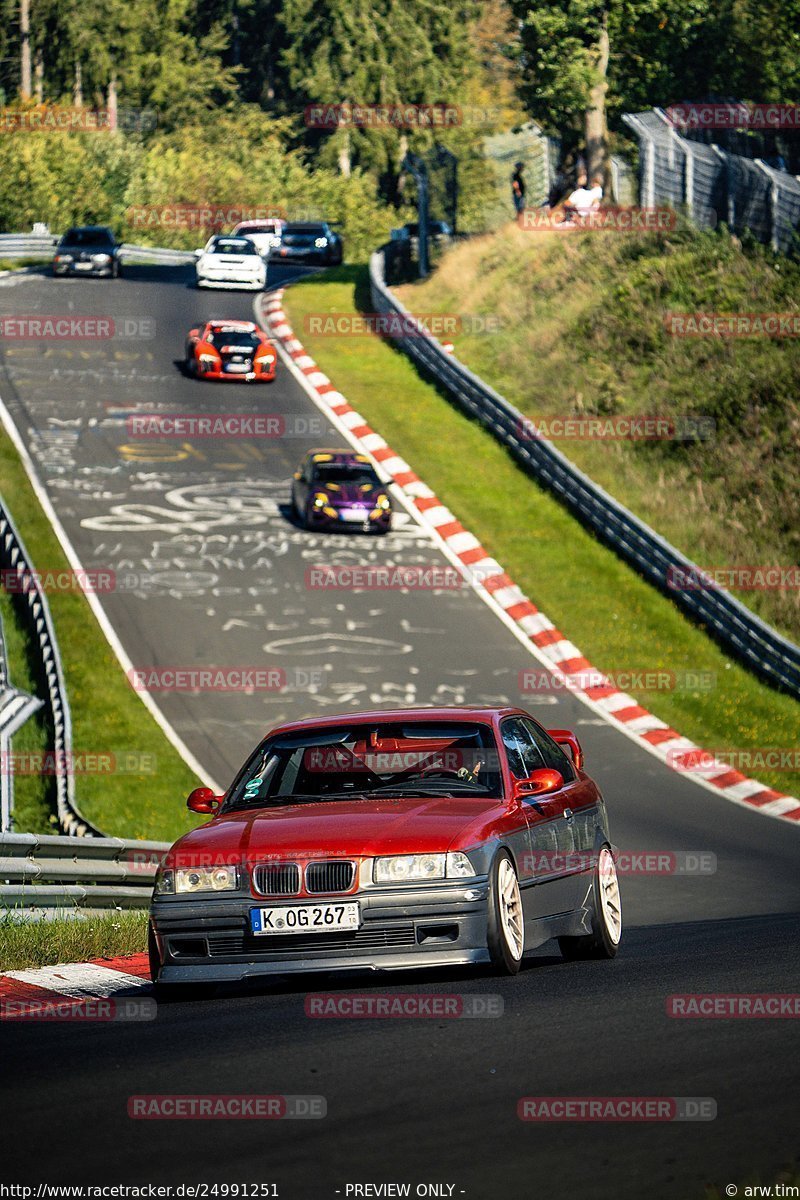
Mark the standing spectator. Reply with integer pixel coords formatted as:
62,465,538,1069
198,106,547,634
511,161,526,216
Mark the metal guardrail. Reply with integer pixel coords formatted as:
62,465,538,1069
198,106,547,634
0,832,167,912
0,498,102,836
0,234,196,264
369,245,800,698
0,608,44,832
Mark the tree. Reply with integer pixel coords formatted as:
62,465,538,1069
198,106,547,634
280,0,479,190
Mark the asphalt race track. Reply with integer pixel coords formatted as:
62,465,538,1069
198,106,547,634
1,263,798,1199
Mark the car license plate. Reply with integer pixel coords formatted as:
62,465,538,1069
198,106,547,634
75,262,93,270
339,508,367,522
250,902,360,936
224,362,251,372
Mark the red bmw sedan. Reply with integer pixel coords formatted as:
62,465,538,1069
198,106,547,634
149,707,622,998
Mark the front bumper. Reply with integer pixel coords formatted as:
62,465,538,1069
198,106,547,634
306,506,391,532
196,274,265,291
150,879,490,982
272,247,331,263
200,365,276,383
53,261,114,277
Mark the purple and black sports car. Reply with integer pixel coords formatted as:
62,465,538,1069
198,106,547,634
291,449,392,533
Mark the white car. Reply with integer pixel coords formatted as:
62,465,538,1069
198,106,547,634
195,235,267,291
231,219,285,257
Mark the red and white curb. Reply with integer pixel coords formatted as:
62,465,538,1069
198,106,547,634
0,953,150,1017
260,288,800,825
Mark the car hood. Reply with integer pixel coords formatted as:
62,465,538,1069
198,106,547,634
57,243,113,254
168,794,505,864
318,482,383,506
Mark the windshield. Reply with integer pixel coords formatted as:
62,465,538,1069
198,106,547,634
224,722,502,810
235,224,279,235
313,464,379,486
210,238,258,255
207,329,261,349
61,228,113,246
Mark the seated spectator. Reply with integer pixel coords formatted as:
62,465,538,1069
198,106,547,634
563,174,604,223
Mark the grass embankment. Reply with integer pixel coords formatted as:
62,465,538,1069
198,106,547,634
283,266,800,799
395,222,800,642
0,909,147,971
0,433,201,840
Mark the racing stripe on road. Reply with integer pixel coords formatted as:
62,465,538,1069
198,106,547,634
0,953,149,1016
261,289,800,826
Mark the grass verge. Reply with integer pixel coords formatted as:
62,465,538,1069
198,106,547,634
0,908,148,972
283,266,800,799
0,431,201,840
395,222,800,641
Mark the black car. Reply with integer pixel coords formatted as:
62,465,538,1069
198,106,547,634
274,222,343,265
53,226,123,278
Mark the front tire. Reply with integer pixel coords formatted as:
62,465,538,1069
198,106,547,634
559,845,622,960
487,851,524,975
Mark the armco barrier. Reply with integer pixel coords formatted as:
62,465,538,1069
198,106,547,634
369,245,800,699
0,498,102,837
0,831,168,912
0,233,196,264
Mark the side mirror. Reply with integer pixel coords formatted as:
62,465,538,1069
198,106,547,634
512,768,564,801
187,786,222,814
547,729,584,772
194,248,204,257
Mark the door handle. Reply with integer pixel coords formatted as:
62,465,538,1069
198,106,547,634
563,808,574,823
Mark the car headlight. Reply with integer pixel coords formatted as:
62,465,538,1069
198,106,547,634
314,237,327,248
175,865,238,894
373,852,476,884
446,851,476,878
375,494,391,510
313,492,328,508
374,854,444,884
198,353,220,367
154,867,175,895
92,253,111,264
54,253,73,262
